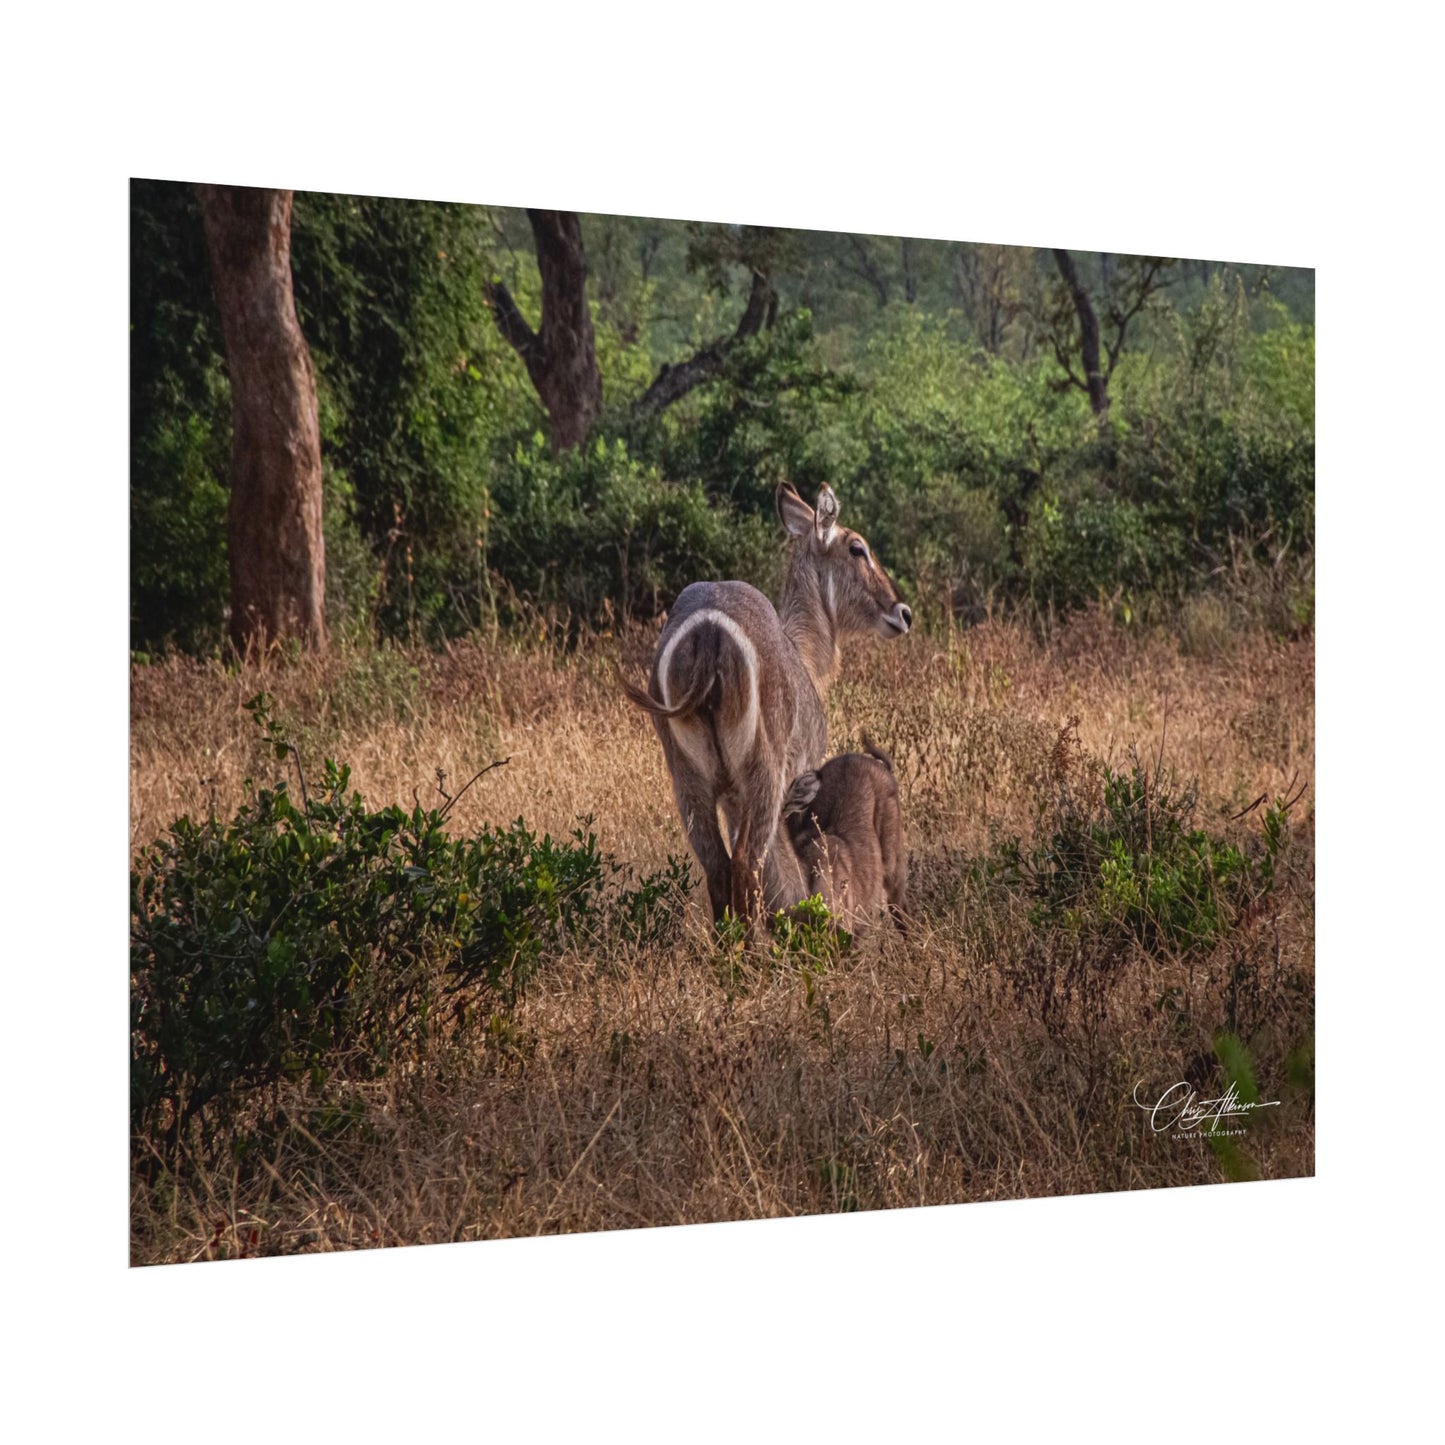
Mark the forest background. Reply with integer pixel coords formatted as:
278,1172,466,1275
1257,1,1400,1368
130,187,1314,657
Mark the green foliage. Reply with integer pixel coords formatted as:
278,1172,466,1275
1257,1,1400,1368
1020,492,1172,615
708,894,849,997
1105,282,1316,602
636,308,861,514
130,696,691,1148
1208,1032,1265,1181
612,853,695,946
771,893,851,972
835,316,1092,619
1284,1034,1315,1100
488,434,775,627
289,192,542,639
130,405,231,651
1001,758,1289,958
129,181,233,652
1213,1031,1261,1103
130,185,1313,650
711,912,751,994
130,186,546,649
321,467,383,641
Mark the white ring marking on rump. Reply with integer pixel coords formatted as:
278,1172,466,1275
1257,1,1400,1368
658,607,761,778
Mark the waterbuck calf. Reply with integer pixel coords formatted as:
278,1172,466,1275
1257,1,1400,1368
782,741,908,934
621,483,910,927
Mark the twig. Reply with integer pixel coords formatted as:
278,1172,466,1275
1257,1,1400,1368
438,757,512,822
1279,774,1309,813
1155,693,1170,780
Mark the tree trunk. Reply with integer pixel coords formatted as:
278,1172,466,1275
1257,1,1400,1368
196,185,326,654
846,235,890,308
485,209,602,454
1052,248,1111,424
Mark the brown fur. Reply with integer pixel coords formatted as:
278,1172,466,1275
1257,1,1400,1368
621,484,910,929
783,739,908,934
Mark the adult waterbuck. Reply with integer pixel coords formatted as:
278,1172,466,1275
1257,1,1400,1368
620,483,911,928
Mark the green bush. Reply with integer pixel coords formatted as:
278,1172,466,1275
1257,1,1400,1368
130,696,692,1148
771,893,851,972
130,181,234,653
488,434,776,627
289,192,544,640
1107,283,1315,600
1020,491,1176,615
995,752,1288,958
711,894,849,999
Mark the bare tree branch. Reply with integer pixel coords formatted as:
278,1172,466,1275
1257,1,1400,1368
1048,329,1089,395
482,278,540,365
633,269,778,421
1103,259,1168,379
1050,251,1175,423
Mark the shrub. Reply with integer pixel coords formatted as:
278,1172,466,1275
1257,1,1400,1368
1019,492,1173,617
994,732,1290,959
487,434,776,628
1107,284,1315,603
129,181,234,653
771,893,851,973
612,853,696,947
130,696,692,1149
710,894,850,998
1207,1032,1275,1182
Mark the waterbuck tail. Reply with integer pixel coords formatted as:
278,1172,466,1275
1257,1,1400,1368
861,735,894,772
617,663,711,719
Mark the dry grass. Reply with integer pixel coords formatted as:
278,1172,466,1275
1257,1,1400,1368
130,608,1314,1263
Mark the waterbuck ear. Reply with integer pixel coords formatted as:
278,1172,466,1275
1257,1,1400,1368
776,483,814,539
783,772,822,816
813,484,840,547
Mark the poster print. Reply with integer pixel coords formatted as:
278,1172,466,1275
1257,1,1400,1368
130,186,1313,1262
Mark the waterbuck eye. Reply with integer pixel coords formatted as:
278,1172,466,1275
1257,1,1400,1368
849,540,867,558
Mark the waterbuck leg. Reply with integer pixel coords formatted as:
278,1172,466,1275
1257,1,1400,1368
651,717,731,924
730,770,787,931
879,792,909,934
763,819,808,914
885,853,911,934
729,822,769,928
673,775,731,924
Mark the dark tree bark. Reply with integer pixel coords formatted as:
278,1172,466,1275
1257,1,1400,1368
844,234,891,308
632,269,778,420
1050,249,1172,435
901,237,918,304
956,243,1035,357
1052,248,1110,422
484,209,602,453
195,184,326,655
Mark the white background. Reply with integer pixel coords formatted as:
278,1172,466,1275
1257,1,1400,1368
3,3,1439,1437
